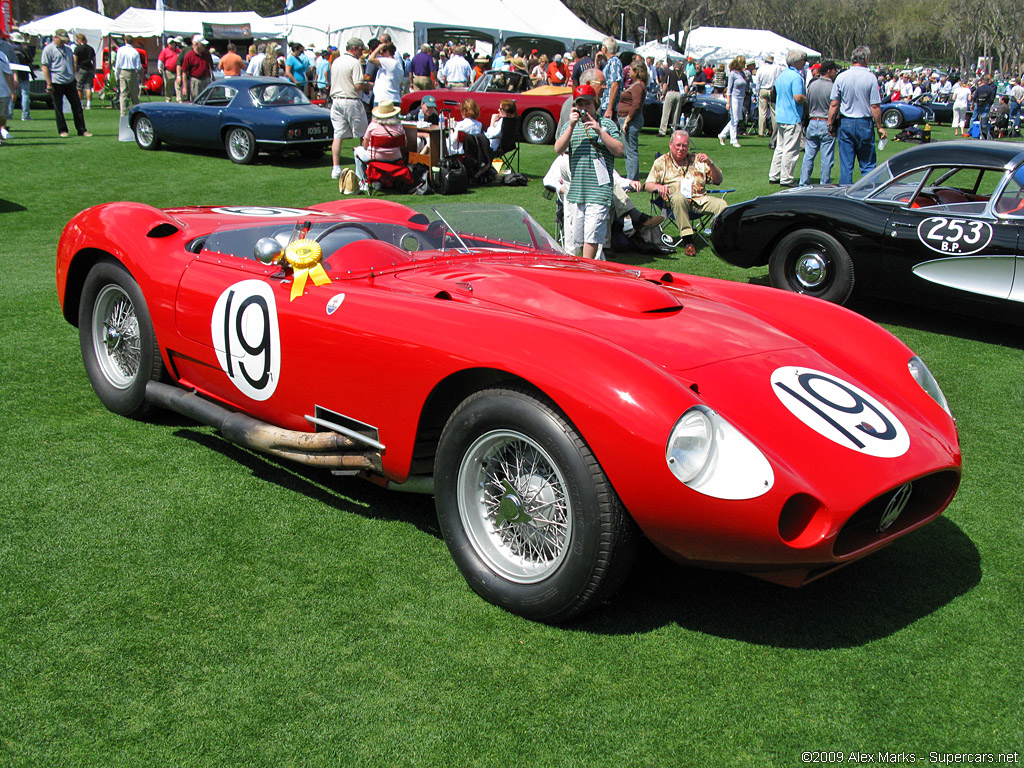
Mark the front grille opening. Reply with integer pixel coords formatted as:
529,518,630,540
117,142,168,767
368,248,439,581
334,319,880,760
833,470,960,557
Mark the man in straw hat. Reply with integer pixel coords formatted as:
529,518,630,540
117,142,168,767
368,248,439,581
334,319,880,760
345,99,405,194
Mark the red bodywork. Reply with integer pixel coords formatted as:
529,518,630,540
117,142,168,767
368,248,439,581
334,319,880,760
400,83,567,143
56,199,962,585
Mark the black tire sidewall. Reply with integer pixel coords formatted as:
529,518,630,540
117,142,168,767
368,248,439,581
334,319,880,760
226,127,256,164
133,116,157,150
435,390,611,621
769,229,855,304
78,260,160,417
523,112,554,144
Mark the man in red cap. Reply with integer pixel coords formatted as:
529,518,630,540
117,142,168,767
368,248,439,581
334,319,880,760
553,83,624,259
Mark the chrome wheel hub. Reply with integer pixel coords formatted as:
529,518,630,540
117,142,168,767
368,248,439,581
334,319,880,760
92,284,140,389
229,131,250,158
794,251,829,289
457,430,571,583
136,119,153,145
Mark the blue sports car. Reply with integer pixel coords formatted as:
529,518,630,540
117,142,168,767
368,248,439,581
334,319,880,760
129,77,333,164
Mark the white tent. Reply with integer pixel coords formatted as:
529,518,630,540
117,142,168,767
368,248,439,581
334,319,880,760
271,0,606,56
20,7,112,36
107,8,284,40
682,27,819,65
635,41,685,63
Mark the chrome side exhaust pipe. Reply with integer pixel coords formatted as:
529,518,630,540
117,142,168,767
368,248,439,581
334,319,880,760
145,381,382,471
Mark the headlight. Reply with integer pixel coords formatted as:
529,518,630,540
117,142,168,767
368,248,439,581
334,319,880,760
908,355,951,415
666,406,774,499
666,408,714,482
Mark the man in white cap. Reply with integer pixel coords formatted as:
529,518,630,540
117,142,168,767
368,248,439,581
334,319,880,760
329,37,370,179
757,53,782,139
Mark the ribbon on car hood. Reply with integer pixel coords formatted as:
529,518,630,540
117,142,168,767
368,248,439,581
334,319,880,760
285,239,330,301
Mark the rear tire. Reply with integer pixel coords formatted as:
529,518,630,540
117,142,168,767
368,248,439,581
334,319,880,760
79,260,164,418
225,126,257,164
523,111,555,144
435,386,637,623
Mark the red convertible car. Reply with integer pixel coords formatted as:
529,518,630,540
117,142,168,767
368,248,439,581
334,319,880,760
400,70,569,144
57,200,961,622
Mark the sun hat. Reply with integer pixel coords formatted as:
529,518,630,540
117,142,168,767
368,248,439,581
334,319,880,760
372,100,401,119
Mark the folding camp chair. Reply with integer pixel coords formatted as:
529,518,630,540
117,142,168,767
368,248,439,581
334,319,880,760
650,187,734,248
363,131,413,195
494,115,521,173
646,153,732,248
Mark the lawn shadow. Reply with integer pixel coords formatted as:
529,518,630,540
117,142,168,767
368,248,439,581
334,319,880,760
0,198,28,213
141,143,339,170
172,426,440,538
161,416,978,647
569,516,980,648
847,295,1024,349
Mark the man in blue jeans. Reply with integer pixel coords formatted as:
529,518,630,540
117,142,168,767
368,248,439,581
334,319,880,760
828,45,885,185
800,60,839,186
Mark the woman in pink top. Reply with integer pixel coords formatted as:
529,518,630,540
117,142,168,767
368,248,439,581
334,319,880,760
352,100,406,190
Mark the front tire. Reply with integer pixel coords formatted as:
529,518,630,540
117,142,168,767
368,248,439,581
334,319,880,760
684,110,704,137
79,260,164,418
523,111,555,144
882,108,903,129
225,126,257,164
133,115,161,150
768,228,855,304
435,387,637,623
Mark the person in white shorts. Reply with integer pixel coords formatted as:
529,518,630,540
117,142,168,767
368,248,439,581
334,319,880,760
330,37,370,179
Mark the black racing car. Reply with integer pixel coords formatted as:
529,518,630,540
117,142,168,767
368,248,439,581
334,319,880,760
710,141,1024,324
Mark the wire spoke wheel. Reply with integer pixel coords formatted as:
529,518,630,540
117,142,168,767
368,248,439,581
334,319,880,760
91,284,141,389
457,429,572,584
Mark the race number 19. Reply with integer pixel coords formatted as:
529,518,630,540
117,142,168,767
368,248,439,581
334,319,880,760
772,367,910,458
212,280,281,401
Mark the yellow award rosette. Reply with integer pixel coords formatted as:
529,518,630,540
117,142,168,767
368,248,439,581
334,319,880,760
285,239,330,301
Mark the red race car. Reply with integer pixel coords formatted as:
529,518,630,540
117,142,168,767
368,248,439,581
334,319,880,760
57,200,961,622
401,70,569,144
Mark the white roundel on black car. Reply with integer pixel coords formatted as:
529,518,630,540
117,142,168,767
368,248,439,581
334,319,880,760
771,367,909,458
211,280,281,401
916,216,993,255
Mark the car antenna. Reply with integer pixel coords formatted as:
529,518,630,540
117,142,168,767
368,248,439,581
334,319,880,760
430,207,470,253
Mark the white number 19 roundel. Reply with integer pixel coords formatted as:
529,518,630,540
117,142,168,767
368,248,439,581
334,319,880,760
772,367,909,458
212,280,281,401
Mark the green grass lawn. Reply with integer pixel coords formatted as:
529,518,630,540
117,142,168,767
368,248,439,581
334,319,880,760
1,104,1022,767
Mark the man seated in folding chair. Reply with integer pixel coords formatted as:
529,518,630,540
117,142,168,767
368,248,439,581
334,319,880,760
644,129,730,257
347,100,412,194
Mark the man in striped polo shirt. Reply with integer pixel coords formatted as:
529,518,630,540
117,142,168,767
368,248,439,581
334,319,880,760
553,83,624,259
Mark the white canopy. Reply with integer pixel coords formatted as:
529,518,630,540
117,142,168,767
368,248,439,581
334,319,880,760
635,41,685,63
682,26,819,65
107,7,285,39
20,7,112,36
271,0,606,55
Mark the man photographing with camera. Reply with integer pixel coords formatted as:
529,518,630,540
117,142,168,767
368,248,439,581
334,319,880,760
553,83,624,259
